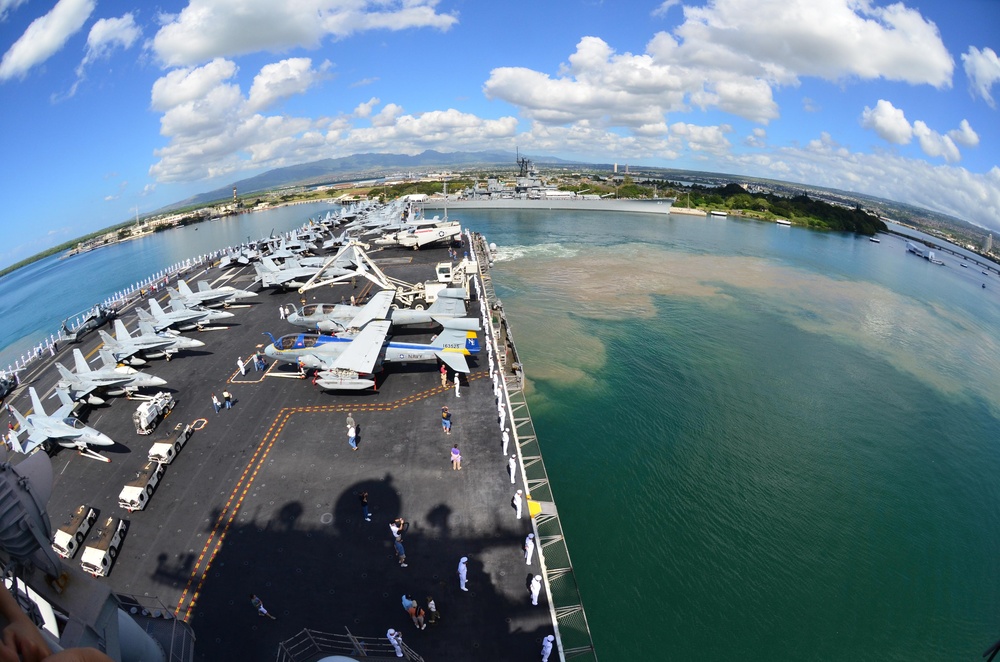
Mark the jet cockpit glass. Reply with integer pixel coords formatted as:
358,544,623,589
63,417,85,429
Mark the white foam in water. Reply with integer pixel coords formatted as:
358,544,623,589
493,243,578,263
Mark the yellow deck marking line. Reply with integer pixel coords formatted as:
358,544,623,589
173,370,488,620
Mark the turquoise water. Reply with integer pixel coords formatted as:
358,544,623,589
459,210,1000,660
2,206,1000,659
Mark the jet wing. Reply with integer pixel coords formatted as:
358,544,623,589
332,320,391,374
346,290,395,330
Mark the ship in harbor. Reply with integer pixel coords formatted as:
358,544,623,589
422,154,674,216
0,210,596,661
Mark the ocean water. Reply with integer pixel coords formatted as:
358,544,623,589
3,205,1000,659
458,210,1000,660
0,202,338,369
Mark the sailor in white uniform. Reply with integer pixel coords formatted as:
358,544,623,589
458,556,469,591
540,634,555,662
529,574,542,606
524,533,535,565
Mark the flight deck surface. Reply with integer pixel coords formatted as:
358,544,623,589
8,241,553,660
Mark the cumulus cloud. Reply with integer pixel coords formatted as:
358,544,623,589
962,46,1000,108
152,0,457,67
947,119,979,147
670,122,732,154
745,127,766,148
61,13,142,98
148,58,517,182
860,99,912,144
859,99,978,163
354,97,379,118
484,0,951,133
913,121,959,163
246,57,329,112
0,0,94,81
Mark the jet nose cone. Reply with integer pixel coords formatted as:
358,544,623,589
217,311,235,319
148,376,168,387
93,433,114,447
188,338,206,348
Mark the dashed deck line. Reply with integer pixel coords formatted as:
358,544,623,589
173,369,487,620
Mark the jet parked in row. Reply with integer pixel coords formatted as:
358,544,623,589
137,298,233,333
8,387,115,461
98,320,204,365
55,349,166,405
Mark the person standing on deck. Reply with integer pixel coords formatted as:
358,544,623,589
512,489,523,519
454,373,461,398
236,357,246,375
278,305,286,320
450,444,462,470
387,629,404,658
360,491,371,521
524,533,535,565
440,364,448,387
211,393,221,413
222,389,233,409
508,454,517,484
529,574,542,605
442,407,452,434
250,593,276,619
348,425,357,450
541,634,555,662
457,556,469,591
394,537,407,567
502,428,510,455
426,596,440,624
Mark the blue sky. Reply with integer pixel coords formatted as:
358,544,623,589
1,0,998,269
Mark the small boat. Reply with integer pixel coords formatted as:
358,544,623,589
776,219,791,226
710,210,727,217
869,236,880,243
961,263,967,268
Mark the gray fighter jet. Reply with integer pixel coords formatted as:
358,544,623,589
285,288,467,333
54,349,167,405
7,387,115,461
98,320,205,365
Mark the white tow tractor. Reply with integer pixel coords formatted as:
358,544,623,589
132,391,175,434
80,516,127,577
118,460,166,512
147,423,193,465
51,505,98,559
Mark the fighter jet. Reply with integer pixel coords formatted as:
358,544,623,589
54,349,166,405
7,387,115,462
253,257,343,289
263,317,480,390
169,279,257,307
137,297,233,332
285,288,467,333
98,320,205,365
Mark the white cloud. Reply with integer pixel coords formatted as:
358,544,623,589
150,58,238,112
947,119,979,148
651,0,680,18
676,0,953,88
0,0,95,81
745,127,766,148
741,139,1000,233
371,103,404,127
913,121,960,164
354,97,380,118
83,13,140,64
962,46,1000,108
152,0,458,67
246,58,329,112
61,13,142,98
485,0,952,134
670,122,732,154
860,99,912,144
0,0,27,22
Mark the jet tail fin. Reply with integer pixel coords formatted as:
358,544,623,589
55,362,76,383
28,387,47,417
114,319,132,339
434,318,481,356
98,349,118,369
72,349,91,374
180,280,196,296
148,298,166,317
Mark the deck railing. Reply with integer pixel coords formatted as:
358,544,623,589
468,230,598,662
